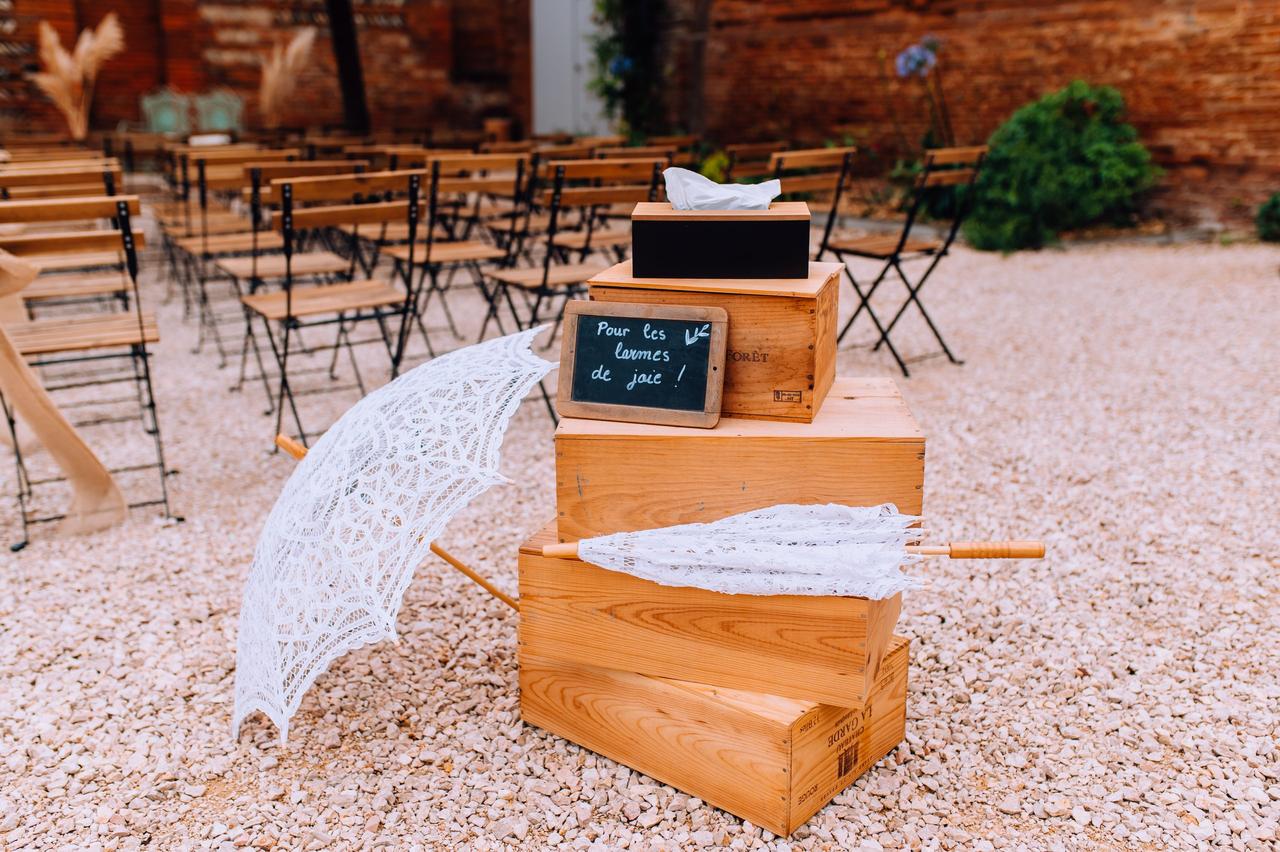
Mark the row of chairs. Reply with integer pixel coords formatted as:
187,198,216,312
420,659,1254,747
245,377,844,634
0,162,176,548
768,144,989,376
159,148,671,445
0,133,985,543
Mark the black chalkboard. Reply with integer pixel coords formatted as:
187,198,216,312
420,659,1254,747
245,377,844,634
557,302,729,428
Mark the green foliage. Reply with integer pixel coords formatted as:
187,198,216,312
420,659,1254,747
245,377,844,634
587,0,627,123
587,0,665,135
699,149,730,183
964,81,1161,251
1257,193,1280,242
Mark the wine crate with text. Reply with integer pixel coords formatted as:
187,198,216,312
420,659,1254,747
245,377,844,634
519,522,902,706
587,260,840,422
554,376,923,541
520,636,910,837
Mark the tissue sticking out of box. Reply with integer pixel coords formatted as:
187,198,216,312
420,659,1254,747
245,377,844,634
664,167,781,211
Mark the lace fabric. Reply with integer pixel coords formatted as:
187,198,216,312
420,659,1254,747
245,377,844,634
233,327,553,743
576,503,924,599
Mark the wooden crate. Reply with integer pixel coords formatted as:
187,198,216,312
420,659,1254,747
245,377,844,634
519,521,902,706
588,259,839,422
554,376,924,540
629,201,811,279
520,636,910,837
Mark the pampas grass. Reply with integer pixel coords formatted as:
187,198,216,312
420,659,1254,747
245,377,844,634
30,13,125,141
259,28,317,129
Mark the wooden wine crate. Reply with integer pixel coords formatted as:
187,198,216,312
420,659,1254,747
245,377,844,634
554,376,924,541
520,636,910,837
518,521,902,706
588,259,839,422
629,201,811,279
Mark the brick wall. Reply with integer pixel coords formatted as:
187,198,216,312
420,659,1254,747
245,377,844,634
2,0,531,139
661,0,1280,225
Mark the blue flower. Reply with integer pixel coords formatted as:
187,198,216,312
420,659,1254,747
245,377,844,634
608,56,634,77
895,42,937,78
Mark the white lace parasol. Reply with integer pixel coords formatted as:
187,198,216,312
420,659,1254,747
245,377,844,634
233,327,553,743
573,503,926,599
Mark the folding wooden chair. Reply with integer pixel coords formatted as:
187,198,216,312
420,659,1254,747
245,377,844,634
823,146,988,376
0,164,131,315
483,160,658,342
647,134,699,167
381,154,528,349
181,159,376,364
771,146,857,224
724,141,787,182
239,175,427,447
595,145,676,163
547,157,663,263
0,196,177,546
0,160,123,200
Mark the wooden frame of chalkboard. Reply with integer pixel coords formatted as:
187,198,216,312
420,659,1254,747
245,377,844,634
557,301,729,428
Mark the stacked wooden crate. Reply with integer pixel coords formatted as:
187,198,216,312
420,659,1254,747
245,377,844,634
517,202,926,836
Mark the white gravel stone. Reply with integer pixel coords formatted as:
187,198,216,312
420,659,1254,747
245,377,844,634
1,226,1277,849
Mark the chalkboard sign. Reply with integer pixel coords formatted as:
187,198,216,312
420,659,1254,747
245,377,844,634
557,301,729,428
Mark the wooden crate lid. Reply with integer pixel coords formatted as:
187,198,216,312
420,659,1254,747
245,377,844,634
556,377,921,441
631,201,810,222
588,259,841,298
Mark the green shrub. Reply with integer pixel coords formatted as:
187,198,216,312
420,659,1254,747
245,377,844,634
1257,193,1280,242
964,80,1161,251
699,149,730,183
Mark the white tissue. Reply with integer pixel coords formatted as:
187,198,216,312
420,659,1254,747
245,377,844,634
663,167,781,211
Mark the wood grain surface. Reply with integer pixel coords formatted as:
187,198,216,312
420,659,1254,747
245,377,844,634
589,262,841,422
519,521,903,706
554,377,924,539
519,637,909,836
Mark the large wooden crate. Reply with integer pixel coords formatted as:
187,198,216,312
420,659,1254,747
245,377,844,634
520,636,910,837
587,260,840,422
554,376,924,540
519,521,902,706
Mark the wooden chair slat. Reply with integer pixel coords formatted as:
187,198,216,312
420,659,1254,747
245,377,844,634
779,173,841,193
726,140,787,158
6,312,159,355
647,134,697,148
189,148,301,165
426,153,529,172
5,184,116,200
0,169,121,189
594,146,674,160
272,199,423,230
0,230,144,255
769,146,856,170
925,146,988,166
0,196,141,223
269,170,422,202
544,186,655,207
923,168,976,187
548,159,667,180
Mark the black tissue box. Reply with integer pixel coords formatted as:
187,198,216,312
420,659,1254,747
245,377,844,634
630,201,811,279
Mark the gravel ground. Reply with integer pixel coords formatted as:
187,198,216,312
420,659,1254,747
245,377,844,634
1,228,1277,851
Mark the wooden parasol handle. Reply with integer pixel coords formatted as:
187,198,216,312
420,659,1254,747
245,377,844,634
275,433,307,459
907,541,1045,558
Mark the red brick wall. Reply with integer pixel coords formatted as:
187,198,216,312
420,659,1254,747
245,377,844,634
2,0,531,139
662,0,1280,225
